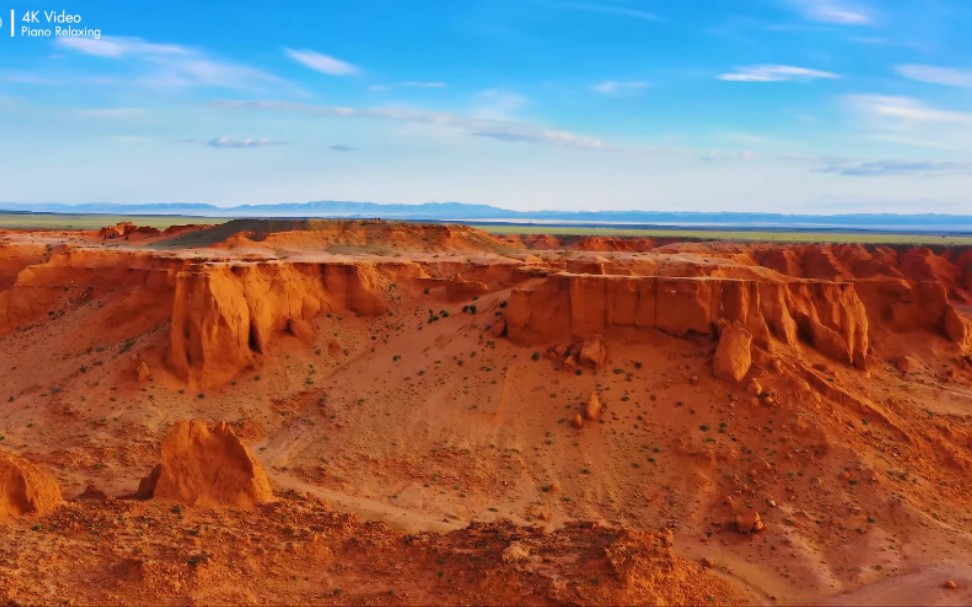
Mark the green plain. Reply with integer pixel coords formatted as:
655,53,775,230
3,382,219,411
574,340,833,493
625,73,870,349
1,212,970,246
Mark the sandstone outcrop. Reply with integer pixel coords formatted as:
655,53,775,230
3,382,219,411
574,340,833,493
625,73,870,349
713,321,753,383
167,262,388,386
136,361,152,383
577,335,607,369
136,420,273,508
583,392,602,422
505,274,869,368
0,451,63,519
944,306,972,352
735,509,764,534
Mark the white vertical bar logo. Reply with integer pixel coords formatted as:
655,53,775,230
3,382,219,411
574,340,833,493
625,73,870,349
9,10,14,37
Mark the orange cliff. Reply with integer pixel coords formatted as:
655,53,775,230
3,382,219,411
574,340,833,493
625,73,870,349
504,273,871,368
1,224,971,390
167,262,389,385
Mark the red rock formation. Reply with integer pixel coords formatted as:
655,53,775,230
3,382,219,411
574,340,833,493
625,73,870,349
505,274,869,368
735,509,764,533
0,451,63,519
713,321,753,382
166,262,388,386
99,222,160,240
136,420,273,508
945,306,972,352
583,392,602,421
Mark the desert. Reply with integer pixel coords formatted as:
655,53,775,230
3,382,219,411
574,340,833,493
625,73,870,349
0,218,969,605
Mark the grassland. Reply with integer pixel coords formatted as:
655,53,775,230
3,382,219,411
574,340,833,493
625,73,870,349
0,213,229,231
475,223,972,245
2,212,971,245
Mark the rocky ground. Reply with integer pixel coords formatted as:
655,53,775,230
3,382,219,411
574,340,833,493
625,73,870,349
1,219,971,605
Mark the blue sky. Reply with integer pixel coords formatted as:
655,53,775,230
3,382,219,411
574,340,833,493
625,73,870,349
1,0,971,213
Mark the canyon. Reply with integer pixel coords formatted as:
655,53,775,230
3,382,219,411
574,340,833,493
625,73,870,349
0,219,970,605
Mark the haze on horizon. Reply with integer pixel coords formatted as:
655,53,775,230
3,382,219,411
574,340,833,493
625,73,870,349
1,0,971,214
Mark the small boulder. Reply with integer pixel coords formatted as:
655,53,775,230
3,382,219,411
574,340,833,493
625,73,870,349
136,361,152,383
896,356,915,374
735,509,764,534
327,339,343,356
571,414,585,430
78,484,108,501
136,419,273,508
577,335,608,370
490,318,507,338
713,321,753,383
583,393,602,422
944,306,970,347
746,379,762,396
502,542,530,563
0,451,63,519
944,580,958,590
287,318,315,342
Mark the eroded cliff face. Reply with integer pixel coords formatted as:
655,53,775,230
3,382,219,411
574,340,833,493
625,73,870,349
166,262,389,386
0,245,396,386
1,231,970,387
0,248,175,336
505,274,871,367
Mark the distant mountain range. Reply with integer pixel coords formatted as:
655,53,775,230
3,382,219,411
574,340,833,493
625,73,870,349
3,201,972,233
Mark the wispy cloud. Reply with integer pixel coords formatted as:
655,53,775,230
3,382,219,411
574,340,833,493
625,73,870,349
206,136,282,148
896,64,972,88
842,95,972,152
471,89,528,119
815,158,972,176
76,108,148,120
283,49,360,76
559,2,662,21
590,80,647,95
369,81,447,92
55,37,190,58
330,144,356,152
783,152,972,176
55,36,297,94
4,74,59,85
844,95,972,124
212,100,606,150
719,65,840,82
399,81,447,88
785,0,873,25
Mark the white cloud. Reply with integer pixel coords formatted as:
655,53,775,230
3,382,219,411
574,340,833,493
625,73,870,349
284,49,360,76
77,108,148,120
56,36,296,94
55,37,190,58
845,95,972,124
842,95,972,152
786,0,873,25
560,3,662,21
206,136,281,148
814,158,972,177
213,100,606,150
896,65,972,88
719,65,840,82
4,74,58,85
398,81,447,88
590,80,647,95
471,89,528,120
